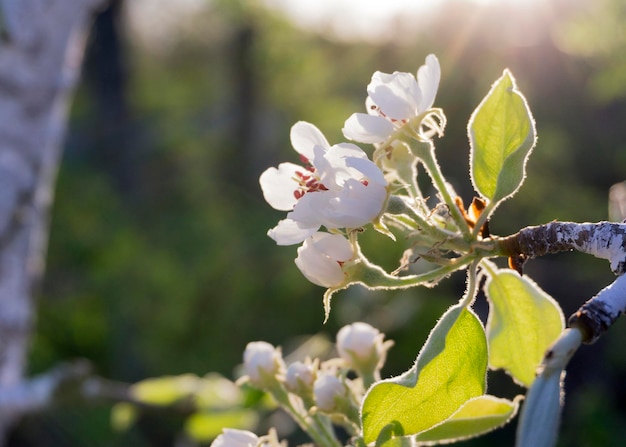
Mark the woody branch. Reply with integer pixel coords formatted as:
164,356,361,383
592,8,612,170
495,221,626,343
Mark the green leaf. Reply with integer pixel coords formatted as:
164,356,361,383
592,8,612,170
194,373,243,409
378,437,414,447
414,395,520,444
361,305,487,444
184,410,259,442
373,422,414,447
485,267,564,387
110,403,138,432
130,374,199,406
469,70,536,207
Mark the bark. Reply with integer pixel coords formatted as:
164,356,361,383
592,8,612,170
496,221,626,344
0,0,105,441
569,273,626,344
496,221,626,274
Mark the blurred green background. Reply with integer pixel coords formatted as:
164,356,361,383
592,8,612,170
9,0,626,445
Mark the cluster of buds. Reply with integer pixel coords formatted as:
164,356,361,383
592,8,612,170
215,322,393,446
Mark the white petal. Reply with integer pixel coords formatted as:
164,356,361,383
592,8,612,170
289,191,333,225
366,96,378,116
327,179,387,227
211,429,259,447
315,145,369,190
330,142,368,160
310,231,354,261
290,121,330,161
343,113,395,144
417,54,441,112
295,233,353,287
345,157,387,187
368,71,420,121
259,162,302,211
268,218,318,245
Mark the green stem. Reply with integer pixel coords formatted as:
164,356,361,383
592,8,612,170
271,386,342,447
385,197,472,253
312,412,344,447
403,202,465,242
359,370,379,390
460,260,481,307
414,143,471,238
346,251,478,291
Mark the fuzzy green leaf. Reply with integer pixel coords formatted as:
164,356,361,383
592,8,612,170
414,395,520,444
469,70,536,207
485,267,564,387
361,305,487,444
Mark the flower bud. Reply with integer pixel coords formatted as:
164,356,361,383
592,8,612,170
243,341,285,390
294,232,354,288
285,361,316,398
211,428,259,447
336,322,388,378
313,374,349,413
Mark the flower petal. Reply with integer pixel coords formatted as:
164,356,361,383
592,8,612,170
325,179,387,227
259,162,302,211
417,54,441,112
368,71,420,121
211,428,259,447
345,156,388,187
310,232,354,262
343,113,395,144
268,218,318,245
290,121,330,161
315,145,369,190
295,232,353,287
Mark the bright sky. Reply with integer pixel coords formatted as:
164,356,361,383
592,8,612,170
260,0,542,41
127,0,544,49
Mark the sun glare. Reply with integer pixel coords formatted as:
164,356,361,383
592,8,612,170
261,0,544,42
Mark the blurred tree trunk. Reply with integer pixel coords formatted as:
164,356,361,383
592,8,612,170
83,0,139,196
0,0,104,442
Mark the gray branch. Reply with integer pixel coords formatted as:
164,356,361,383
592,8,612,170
497,221,626,274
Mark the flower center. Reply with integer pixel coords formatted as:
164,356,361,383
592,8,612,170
293,155,328,200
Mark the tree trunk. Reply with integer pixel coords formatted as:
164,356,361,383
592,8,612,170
0,0,105,441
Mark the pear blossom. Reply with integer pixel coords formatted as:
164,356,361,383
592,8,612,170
337,322,388,376
243,341,285,389
343,54,441,144
294,232,353,288
313,374,349,413
285,360,316,396
260,121,388,245
211,428,259,447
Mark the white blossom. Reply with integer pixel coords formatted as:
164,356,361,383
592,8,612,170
343,54,441,144
260,121,387,245
313,374,348,413
211,428,259,447
336,322,387,374
294,232,353,288
285,360,316,396
243,341,285,389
